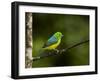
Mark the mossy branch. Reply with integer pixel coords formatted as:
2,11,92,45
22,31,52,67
32,40,89,61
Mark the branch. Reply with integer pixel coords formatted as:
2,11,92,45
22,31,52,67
32,40,89,61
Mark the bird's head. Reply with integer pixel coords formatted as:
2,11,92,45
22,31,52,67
54,32,63,39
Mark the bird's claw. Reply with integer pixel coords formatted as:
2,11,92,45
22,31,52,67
55,49,59,53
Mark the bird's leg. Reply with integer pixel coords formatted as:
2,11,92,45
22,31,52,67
54,49,59,53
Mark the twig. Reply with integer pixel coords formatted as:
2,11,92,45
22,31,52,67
32,40,89,61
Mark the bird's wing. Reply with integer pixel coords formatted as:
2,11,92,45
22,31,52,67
43,36,58,48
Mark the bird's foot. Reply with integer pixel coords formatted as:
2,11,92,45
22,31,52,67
54,49,59,53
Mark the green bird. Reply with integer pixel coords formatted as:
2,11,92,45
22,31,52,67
43,32,63,51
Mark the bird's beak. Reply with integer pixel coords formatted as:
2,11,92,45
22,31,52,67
62,35,64,37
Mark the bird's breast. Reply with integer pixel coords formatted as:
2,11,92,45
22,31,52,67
44,39,61,50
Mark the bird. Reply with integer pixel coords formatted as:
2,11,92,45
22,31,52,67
42,32,63,52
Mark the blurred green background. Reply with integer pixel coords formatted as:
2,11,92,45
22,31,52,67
32,13,89,68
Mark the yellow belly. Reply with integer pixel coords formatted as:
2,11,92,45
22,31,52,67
44,39,61,50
